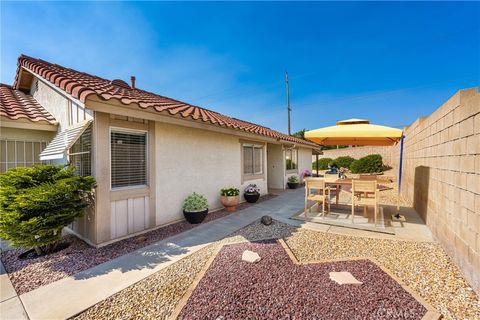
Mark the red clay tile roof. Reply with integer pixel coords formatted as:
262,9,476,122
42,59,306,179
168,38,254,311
14,55,317,147
0,83,56,124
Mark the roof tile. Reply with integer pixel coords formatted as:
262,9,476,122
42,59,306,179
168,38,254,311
0,83,56,124
14,55,316,147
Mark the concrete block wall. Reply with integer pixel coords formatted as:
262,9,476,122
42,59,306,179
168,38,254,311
313,88,480,293
392,88,480,293
314,146,395,166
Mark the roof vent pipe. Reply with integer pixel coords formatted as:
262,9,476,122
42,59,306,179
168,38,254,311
130,76,136,90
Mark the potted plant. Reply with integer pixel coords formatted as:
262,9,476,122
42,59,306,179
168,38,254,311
220,187,240,212
244,184,260,203
301,169,312,180
182,192,209,224
287,175,300,189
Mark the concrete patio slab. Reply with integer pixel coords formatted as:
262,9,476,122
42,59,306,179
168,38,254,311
0,297,28,320
1,261,17,303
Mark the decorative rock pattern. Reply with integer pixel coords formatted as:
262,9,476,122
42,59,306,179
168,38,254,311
177,241,427,320
0,195,276,295
74,220,480,320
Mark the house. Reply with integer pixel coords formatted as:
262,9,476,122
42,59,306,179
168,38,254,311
0,55,319,246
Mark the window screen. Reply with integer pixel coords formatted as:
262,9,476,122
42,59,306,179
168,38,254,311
69,125,92,176
286,149,298,170
111,130,147,188
243,144,263,175
0,140,50,173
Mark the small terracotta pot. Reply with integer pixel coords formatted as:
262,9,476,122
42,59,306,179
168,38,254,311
221,195,240,212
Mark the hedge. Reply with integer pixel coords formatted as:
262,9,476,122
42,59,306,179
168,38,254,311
350,154,384,173
312,158,332,170
330,156,355,169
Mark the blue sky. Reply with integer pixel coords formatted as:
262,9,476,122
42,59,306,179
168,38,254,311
1,2,479,133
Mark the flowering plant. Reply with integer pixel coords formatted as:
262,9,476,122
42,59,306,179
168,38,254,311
301,169,312,178
244,184,260,194
221,187,240,197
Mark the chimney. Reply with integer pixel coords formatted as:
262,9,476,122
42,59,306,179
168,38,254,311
130,76,136,90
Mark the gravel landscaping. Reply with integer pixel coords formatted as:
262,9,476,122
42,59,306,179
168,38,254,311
177,240,428,320
73,220,480,320
1,194,276,295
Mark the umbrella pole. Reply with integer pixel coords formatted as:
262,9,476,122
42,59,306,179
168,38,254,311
395,135,405,218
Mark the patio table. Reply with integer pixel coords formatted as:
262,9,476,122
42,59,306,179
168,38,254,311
323,176,383,205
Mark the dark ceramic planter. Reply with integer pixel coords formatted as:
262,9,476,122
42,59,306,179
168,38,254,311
183,208,208,224
287,182,299,189
244,192,260,203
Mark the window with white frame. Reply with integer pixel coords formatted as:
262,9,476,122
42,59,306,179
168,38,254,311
110,129,147,188
0,140,50,173
285,148,298,171
243,144,263,176
69,125,92,176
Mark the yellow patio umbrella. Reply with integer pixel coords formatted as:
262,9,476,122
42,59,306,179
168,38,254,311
305,119,405,217
304,119,403,146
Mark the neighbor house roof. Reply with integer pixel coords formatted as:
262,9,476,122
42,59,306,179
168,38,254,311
13,55,317,148
0,83,56,124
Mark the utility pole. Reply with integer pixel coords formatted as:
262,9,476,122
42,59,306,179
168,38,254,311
285,71,291,135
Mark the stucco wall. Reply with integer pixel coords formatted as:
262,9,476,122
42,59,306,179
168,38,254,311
298,147,313,174
0,127,55,141
155,122,268,226
31,78,70,130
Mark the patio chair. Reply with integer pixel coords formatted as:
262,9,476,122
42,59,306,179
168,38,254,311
304,178,331,218
351,179,378,226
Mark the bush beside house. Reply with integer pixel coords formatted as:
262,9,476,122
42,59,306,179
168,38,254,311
0,165,96,256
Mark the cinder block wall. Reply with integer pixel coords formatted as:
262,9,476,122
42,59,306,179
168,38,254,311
392,88,480,293
314,146,395,166
314,88,480,293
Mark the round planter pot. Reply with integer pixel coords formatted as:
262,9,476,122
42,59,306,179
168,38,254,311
287,182,299,189
183,208,208,224
221,195,240,212
244,192,260,203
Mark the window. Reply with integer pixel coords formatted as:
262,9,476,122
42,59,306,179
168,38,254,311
69,125,92,176
111,129,147,188
285,148,298,171
243,144,263,175
0,140,50,173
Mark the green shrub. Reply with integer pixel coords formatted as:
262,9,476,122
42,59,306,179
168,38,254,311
330,156,355,169
288,175,299,183
312,158,332,170
220,187,240,197
350,154,384,173
183,192,208,212
0,165,95,255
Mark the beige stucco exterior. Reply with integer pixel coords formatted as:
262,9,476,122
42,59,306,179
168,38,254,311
155,122,268,226
0,127,55,141
5,72,316,246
